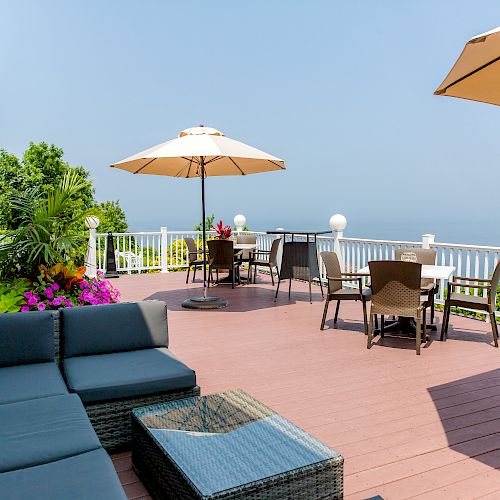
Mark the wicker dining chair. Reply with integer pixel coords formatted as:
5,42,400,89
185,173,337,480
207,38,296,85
207,239,241,289
395,248,438,324
440,261,500,347
320,251,371,333
184,237,205,284
367,261,432,355
250,238,280,285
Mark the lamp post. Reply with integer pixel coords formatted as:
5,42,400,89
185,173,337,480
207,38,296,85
329,214,347,272
234,214,246,234
84,216,100,278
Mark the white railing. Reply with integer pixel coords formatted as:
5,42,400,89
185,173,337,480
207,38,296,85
92,226,500,317
96,229,278,274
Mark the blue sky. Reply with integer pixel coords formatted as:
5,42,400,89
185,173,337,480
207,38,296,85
1,1,500,244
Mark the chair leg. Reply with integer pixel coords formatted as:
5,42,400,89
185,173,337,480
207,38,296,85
416,313,421,355
367,312,374,349
489,308,499,348
423,308,427,343
440,302,449,341
362,299,368,335
186,266,190,284
334,301,340,323
270,265,275,286
431,293,435,324
380,315,385,338
193,266,197,283
288,279,292,299
374,314,379,330
321,298,330,330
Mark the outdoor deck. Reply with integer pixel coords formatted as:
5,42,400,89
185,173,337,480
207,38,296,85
111,271,500,499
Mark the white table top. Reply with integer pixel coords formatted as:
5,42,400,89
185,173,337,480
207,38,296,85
357,264,455,280
233,243,257,250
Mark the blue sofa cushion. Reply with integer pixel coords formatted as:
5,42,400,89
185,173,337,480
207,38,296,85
63,347,196,403
0,448,127,500
0,362,68,405
0,394,101,472
61,301,168,357
0,310,57,367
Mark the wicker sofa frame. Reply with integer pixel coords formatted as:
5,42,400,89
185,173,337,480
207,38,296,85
86,385,201,451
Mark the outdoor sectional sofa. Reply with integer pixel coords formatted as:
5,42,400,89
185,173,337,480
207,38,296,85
60,300,200,450
0,300,199,499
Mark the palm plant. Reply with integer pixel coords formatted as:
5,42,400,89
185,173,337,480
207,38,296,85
0,171,89,278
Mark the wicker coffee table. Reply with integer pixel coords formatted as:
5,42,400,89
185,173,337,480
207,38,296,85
131,389,343,499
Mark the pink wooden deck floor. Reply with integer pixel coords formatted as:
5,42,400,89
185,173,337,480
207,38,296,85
111,271,500,499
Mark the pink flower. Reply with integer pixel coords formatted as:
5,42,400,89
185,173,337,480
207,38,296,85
27,296,37,306
64,299,73,308
51,283,60,291
52,296,64,307
20,305,30,312
44,287,54,299
37,302,46,311
24,291,33,299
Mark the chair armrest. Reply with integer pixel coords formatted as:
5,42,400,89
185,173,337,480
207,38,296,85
341,272,369,277
327,276,363,295
449,281,489,289
250,250,270,257
453,276,492,283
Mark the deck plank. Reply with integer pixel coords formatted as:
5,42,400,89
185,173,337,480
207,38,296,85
111,271,500,499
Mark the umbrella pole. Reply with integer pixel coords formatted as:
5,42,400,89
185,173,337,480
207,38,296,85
182,156,228,309
201,160,207,297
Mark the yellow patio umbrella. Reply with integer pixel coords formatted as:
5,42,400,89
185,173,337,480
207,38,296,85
435,26,500,106
111,125,285,309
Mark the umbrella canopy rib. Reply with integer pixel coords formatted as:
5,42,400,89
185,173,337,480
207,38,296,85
228,157,245,175
133,158,156,174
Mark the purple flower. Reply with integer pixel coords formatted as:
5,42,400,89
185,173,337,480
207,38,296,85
51,283,60,291
64,299,73,308
37,302,46,311
27,296,37,306
44,287,54,299
24,291,33,299
52,296,64,307
20,305,30,312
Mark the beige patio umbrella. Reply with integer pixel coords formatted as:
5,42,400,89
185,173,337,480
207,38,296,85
435,26,500,105
111,125,285,309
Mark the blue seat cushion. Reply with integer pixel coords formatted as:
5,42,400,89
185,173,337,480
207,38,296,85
61,301,168,357
0,394,101,472
64,347,196,403
0,310,57,367
0,362,68,405
0,448,127,500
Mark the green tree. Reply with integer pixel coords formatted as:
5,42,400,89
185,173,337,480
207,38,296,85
0,142,94,230
194,213,215,232
85,201,128,233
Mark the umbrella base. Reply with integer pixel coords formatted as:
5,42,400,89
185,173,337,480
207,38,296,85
182,296,229,310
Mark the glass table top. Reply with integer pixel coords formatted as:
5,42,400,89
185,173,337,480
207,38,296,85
132,389,339,497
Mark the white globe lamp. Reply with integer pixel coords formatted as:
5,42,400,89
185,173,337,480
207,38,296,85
234,214,246,233
329,214,347,233
85,215,100,229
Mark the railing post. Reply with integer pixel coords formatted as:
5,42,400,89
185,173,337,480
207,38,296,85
84,216,100,278
422,234,435,249
330,214,347,272
160,226,169,273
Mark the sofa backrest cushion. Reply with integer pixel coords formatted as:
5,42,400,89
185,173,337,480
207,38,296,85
61,301,168,358
0,311,56,367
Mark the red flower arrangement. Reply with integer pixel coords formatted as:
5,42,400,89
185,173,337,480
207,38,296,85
213,219,232,240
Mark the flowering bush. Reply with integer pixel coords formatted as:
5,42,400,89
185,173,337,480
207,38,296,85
19,270,120,312
213,219,232,240
0,262,120,314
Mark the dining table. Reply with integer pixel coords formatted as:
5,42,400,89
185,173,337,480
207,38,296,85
357,262,456,335
216,242,257,285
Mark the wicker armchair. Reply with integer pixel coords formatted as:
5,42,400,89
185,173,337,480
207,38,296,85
367,261,432,355
207,239,241,289
320,251,371,333
250,238,280,285
441,261,500,347
184,237,204,284
395,248,438,324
